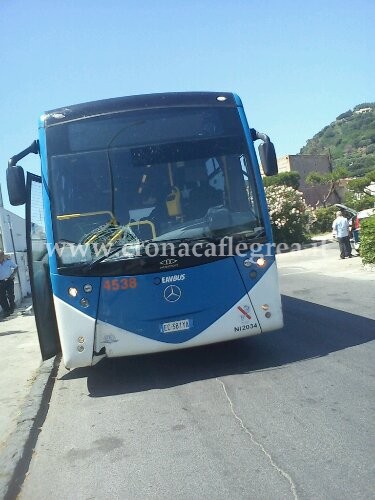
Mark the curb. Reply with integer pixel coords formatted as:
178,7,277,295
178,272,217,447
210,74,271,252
0,356,59,500
302,238,333,249
276,238,333,254
363,263,375,273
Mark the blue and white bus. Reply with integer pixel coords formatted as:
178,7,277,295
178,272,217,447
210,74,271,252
7,92,283,369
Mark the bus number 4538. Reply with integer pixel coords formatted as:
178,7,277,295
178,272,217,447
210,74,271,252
103,278,137,291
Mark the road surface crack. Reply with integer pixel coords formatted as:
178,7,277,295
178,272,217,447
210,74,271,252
217,378,298,500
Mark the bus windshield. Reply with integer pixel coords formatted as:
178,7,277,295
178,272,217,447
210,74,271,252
47,106,264,266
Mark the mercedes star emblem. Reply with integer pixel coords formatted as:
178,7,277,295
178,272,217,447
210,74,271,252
163,285,182,302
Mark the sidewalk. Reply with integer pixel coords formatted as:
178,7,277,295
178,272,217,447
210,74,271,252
277,234,375,281
0,298,49,498
0,298,41,448
311,232,375,273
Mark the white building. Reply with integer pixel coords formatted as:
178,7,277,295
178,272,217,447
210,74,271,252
364,182,375,198
354,107,372,114
0,185,31,304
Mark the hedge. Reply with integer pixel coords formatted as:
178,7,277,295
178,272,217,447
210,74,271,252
360,215,375,264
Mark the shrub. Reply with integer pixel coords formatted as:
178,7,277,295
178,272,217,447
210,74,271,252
310,206,337,234
360,215,375,264
265,185,311,245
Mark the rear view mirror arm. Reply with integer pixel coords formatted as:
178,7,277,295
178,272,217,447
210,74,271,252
8,140,39,168
250,128,270,144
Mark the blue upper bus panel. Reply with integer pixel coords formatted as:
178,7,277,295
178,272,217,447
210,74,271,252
41,92,241,127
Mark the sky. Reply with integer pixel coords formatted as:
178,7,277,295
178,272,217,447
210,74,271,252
1,0,374,216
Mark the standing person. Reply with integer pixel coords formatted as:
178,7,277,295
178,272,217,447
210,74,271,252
0,251,18,318
332,211,352,259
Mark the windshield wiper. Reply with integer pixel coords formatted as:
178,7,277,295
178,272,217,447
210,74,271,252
231,228,266,240
83,244,127,271
83,230,266,271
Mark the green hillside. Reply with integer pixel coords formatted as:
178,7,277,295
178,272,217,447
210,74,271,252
300,102,375,176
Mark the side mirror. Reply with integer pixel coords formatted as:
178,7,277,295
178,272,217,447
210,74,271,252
6,140,39,206
258,142,278,176
6,166,26,205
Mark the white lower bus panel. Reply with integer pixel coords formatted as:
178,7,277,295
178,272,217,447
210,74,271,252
53,263,283,368
53,295,97,369
94,263,283,359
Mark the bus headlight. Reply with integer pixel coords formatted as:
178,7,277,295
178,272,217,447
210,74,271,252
83,284,93,293
256,257,267,267
80,298,89,308
68,287,78,297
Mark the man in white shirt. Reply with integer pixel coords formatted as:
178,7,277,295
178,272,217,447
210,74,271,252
0,251,18,318
332,211,352,259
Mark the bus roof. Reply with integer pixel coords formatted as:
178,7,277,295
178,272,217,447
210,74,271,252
42,92,242,126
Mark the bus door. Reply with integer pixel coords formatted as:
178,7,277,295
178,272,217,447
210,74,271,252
26,173,60,360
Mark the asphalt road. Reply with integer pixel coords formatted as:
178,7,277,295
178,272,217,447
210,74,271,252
16,243,375,500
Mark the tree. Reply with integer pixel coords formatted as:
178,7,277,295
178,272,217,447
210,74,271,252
353,102,375,111
347,176,371,193
265,185,312,245
344,170,375,210
305,166,349,207
300,103,375,177
262,171,300,190
336,110,353,120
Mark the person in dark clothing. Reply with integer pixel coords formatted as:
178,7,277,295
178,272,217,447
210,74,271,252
186,179,223,219
0,251,18,318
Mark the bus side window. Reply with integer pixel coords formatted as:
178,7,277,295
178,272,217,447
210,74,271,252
206,158,225,192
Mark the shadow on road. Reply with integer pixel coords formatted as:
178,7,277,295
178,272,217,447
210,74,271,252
60,295,375,397
0,330,27,337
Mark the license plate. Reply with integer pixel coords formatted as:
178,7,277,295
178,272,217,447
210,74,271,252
161,319,191,334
